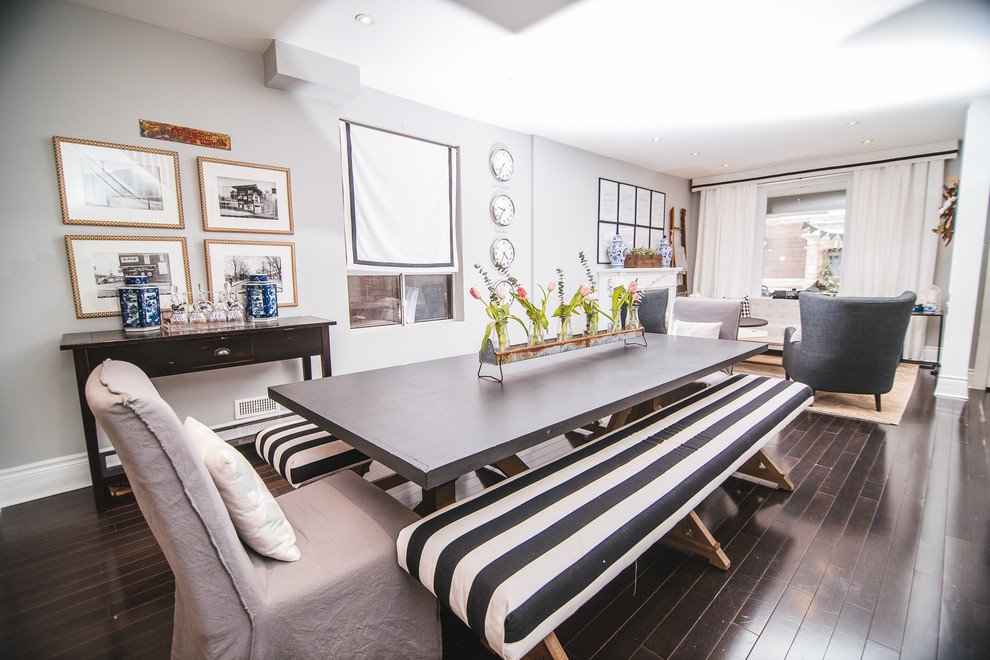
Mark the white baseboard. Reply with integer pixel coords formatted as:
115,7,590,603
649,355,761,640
934,373,971,400
0,453,91,511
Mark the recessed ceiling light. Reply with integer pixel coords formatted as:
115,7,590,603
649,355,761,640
722,163,730,167
355,13,375,25
848,121,860,126
690,152,700,156
862,139,874,144
651,137,662,142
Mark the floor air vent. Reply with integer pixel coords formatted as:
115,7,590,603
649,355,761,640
234,396,280,419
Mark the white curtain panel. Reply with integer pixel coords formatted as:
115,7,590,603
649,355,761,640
844,159,945,359
694,183,759,298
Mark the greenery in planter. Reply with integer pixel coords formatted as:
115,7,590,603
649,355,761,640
627,247,656,255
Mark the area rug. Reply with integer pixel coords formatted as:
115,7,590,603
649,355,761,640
734,354,919,425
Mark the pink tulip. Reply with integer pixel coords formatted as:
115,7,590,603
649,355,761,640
633,292,642,302
517,287,528,300
628,281,639,293
580,284,591,297
496,286,508,300
547,281,556,292
469,287,481,300
585,292,598,302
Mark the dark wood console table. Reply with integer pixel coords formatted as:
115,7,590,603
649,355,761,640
60,316,335,511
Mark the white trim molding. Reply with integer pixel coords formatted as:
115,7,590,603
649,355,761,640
0,453,91,511
934,373,971,400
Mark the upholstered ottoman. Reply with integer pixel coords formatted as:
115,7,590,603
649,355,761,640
256,419,371,488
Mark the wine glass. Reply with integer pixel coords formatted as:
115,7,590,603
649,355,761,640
224,282,245,324
209,291,229,325
189,285,208,324
169,286,188,326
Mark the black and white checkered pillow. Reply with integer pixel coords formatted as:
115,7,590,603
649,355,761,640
740,295,751,318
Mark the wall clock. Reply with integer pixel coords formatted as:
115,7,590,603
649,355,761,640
490,193,515,226
489,148,514,181
490,237,515,268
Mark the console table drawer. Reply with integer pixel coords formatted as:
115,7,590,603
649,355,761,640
186,336,253,369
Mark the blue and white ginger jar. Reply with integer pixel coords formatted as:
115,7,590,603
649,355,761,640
118,276,161,332
246,274,278,323
608,231,627,268
657,234,673,268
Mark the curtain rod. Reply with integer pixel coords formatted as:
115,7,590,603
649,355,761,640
690,148,959,191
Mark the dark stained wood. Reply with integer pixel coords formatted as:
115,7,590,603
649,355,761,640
1,369,988,659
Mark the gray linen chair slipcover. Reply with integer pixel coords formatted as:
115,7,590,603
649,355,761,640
669,296,743,341
781,291,916,411
85,359,441,660
637,288,669,334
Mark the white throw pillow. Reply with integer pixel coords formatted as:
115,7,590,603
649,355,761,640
184,416,301,561
670,320,722,339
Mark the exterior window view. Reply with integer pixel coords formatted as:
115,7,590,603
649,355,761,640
763,190,845,294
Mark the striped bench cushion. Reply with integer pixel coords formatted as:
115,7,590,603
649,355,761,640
397,375,812,660
255,419,371,488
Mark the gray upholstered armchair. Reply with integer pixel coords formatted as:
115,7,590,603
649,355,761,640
86,359,441,659
782,291,916,411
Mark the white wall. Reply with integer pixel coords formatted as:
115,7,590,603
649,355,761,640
0,0,691,501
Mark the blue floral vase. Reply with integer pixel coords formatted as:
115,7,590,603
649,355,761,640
246,274,278,323
608,231,627,268
657,234,674,268
118,276,161,332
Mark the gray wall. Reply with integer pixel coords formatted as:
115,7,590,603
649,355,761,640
0,1,690,492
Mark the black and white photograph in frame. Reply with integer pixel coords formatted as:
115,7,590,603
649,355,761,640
64,235,191,318
204,239,297,306
198,157,294,234
54,137,184,229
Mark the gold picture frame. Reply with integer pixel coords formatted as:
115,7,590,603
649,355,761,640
204,239,297,306
54,137,184,229
198,157,294,234
65,235,191,318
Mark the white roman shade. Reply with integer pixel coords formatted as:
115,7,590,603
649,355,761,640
341,121,457,270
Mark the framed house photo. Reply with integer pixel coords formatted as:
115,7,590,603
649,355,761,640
54,137,184,229
65,235,191,318
198,157,294,234
204,239,297,306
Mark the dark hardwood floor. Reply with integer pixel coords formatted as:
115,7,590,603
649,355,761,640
1,370,987,659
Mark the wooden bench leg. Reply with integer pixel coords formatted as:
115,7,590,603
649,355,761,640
663,510,731,570
734,448,794,491
521,631,568,660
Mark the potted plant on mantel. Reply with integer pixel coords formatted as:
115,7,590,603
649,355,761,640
624,246,664,268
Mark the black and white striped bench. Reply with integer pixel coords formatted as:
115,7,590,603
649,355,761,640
397,374,813,660
255,419,372,488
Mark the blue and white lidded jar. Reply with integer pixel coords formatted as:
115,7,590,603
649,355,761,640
118,276,161,332
245,274,278,323
608,230,627,268
657,234,674,268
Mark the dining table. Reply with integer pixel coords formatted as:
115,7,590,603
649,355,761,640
268,334,766,512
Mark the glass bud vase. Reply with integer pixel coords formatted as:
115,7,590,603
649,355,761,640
558,316,572,342
626,305,641,330
495,319,509,352
529,320,546,346
584,310,599,337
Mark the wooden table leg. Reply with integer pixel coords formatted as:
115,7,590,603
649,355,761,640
493,454,530,477
521,631,568,660
415,481,456,516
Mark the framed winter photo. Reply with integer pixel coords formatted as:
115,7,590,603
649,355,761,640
204,239,297,306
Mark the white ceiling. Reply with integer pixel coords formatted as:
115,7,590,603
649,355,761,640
66,0,990,180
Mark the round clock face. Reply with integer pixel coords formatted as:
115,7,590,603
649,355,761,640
489,148,514,181
490,237,515,268
490,194,515,226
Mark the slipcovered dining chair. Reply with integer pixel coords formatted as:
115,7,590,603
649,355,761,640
85,359,441,659
782,291,916,411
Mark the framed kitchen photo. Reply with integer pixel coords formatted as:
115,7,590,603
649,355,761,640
54,137,184,229
198,157,294,234
204,239,297,306
65,235,191,318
